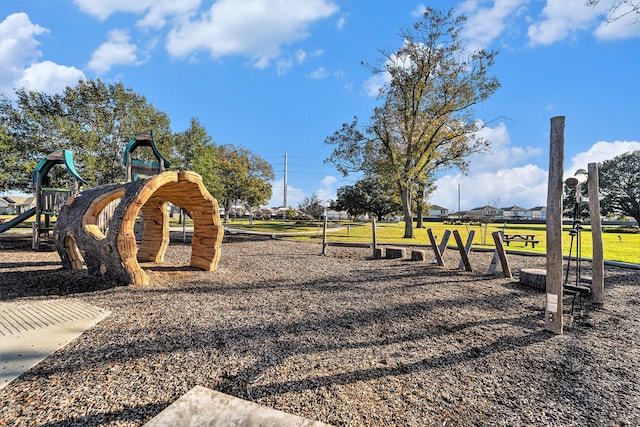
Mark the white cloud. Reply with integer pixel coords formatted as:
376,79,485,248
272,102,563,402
432,139,640,212
73,0,200,29
431,122,546,210
363,72,389,97
461,0,526,50
468,122,543,174
410,3,427,18
594,3,640,39
527,0,606,45
0,13,47,92
73,0,151,20
295,49,308,63
309,66,329,79
165,0,338,68
432,164,549,211
0,13,84,95
17,61,85,93
566,140,640,177
88,29,140,73
337,15,347,30
316,175,337,203
269,178,306,207
276,48,310,75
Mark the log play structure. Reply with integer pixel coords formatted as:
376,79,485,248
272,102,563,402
52,131,223,285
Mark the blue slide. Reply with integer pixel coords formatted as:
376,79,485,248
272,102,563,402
0,207,36,234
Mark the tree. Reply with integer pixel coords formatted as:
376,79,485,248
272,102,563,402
169,118,221,196
0,79,172,188
598,150,640,225
332,176,401,221
414,174,436,228
213,145,274,223
587,0,640,22
298,194,325,220
325,8,499,238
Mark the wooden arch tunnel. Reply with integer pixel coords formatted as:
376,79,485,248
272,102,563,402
54,171,223,285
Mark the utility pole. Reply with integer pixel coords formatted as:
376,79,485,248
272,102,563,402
283,152,288,220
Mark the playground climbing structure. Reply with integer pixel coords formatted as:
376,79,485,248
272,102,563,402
54,171,223,285
31,149,87,249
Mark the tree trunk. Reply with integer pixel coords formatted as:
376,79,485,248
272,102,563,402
400,184,414,238
416,202,424,228
415,186,424,228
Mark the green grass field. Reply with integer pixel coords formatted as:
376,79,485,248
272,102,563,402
225,219,639,265
2,214,637,264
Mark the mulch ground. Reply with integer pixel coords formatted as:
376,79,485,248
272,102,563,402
0,232,639,426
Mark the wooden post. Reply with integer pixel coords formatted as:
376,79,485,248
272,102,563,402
125,151,132,183
371,217,377,258
588,162,604,304
457,230,475,271
32,171,42,250
491,231,512,278
427,228,445,267
438,230,452,257
182,208,187,242
453,230,473,271
546,116,565,334
321,213,328,255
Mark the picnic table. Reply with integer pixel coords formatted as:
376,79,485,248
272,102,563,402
503,233,540,248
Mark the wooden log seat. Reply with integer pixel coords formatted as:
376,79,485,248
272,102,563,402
53,171,223,285
385,247,406,259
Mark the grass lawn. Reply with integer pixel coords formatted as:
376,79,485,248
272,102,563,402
226,219,639,265
3,215,637,264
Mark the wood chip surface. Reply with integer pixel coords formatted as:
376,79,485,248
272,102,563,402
0,232,639,426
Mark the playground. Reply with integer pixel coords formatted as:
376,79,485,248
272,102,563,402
1,122,639,425
1,231,639,426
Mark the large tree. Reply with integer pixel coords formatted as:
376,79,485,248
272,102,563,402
598,150,640,225
332,176,401,221
213,145,274,222
325,8,499,238
0,80,172,188
298,193,326,220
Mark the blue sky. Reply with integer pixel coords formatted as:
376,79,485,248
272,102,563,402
1,0,639,211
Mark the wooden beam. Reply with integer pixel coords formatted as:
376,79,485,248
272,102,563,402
588,162,604,304
491,231,512,278
453,230,473,272
545,116,565,334
426,228,445,267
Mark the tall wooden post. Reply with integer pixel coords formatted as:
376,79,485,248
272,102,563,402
321,213,328,255
546,116,565,334
32,171,42,250
371,217,377,257
588,162,604,304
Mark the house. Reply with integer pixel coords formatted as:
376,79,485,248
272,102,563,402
426,204,449,219
0,196,36,215
0,197,11,215
325,210,350,221
468,205,503,220
501,206,531,220
530,206,547,221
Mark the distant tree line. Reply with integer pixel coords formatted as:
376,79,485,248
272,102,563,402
0,79,274,217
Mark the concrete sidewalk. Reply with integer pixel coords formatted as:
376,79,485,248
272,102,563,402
0,299,110,389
